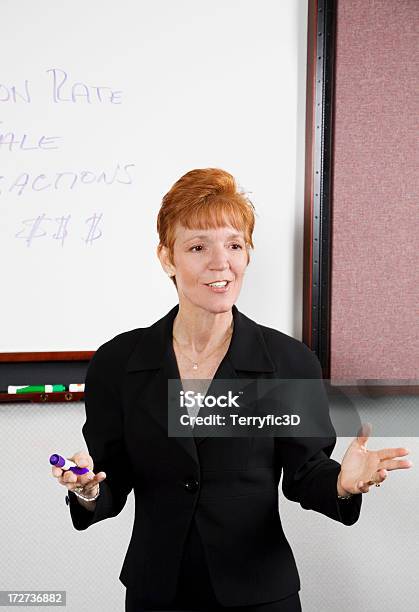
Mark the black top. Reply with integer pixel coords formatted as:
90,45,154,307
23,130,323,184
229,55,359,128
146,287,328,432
66,303,362,608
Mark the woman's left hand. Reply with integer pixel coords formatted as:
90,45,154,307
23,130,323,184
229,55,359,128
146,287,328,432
337,423,413,495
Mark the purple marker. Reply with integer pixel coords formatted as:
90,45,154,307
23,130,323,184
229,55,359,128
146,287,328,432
49,453,89,475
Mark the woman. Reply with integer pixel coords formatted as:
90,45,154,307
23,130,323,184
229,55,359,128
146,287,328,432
52,168,413,611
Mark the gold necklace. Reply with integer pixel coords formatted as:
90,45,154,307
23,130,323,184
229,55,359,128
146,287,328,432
173,323,233,370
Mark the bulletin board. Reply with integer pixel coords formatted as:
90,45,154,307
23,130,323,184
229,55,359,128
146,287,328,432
303,0,418,393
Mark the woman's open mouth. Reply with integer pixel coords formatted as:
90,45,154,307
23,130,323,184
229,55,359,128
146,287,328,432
204,280,232,293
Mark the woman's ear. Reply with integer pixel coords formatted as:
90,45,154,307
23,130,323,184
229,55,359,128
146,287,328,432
157,244,176,277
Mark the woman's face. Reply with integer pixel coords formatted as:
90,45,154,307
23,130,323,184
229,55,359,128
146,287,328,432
160,224,249,314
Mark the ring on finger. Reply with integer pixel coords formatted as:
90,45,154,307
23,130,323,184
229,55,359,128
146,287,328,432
370,473,381,487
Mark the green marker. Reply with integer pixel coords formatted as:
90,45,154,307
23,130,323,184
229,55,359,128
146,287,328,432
8,385,66,394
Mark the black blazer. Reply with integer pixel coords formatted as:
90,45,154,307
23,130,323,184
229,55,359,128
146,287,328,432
66,303,362,607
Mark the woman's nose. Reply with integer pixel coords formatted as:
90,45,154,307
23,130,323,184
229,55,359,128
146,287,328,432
208,249,230,270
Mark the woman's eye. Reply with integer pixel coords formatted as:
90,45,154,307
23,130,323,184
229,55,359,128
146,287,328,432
189,243,243,252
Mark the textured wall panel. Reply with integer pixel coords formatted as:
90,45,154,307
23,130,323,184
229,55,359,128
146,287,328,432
331,0,418,381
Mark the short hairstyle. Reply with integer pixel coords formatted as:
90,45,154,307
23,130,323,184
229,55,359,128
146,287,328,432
157,168,257,288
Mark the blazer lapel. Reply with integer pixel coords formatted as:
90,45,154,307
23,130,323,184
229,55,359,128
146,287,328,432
125,304,198,465
125,303,276,461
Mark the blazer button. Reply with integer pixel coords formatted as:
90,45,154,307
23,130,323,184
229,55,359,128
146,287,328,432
184,479,199,493
65,495,69,505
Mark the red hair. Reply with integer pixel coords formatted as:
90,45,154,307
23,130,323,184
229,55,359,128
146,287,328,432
157,168,257,288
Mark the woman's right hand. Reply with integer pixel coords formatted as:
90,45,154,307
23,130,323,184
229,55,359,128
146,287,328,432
51,451,107,498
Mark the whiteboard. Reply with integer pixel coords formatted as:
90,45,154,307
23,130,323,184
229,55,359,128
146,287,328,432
0,0,308,352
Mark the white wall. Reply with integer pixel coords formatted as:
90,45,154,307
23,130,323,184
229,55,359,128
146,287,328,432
0,400,417,611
